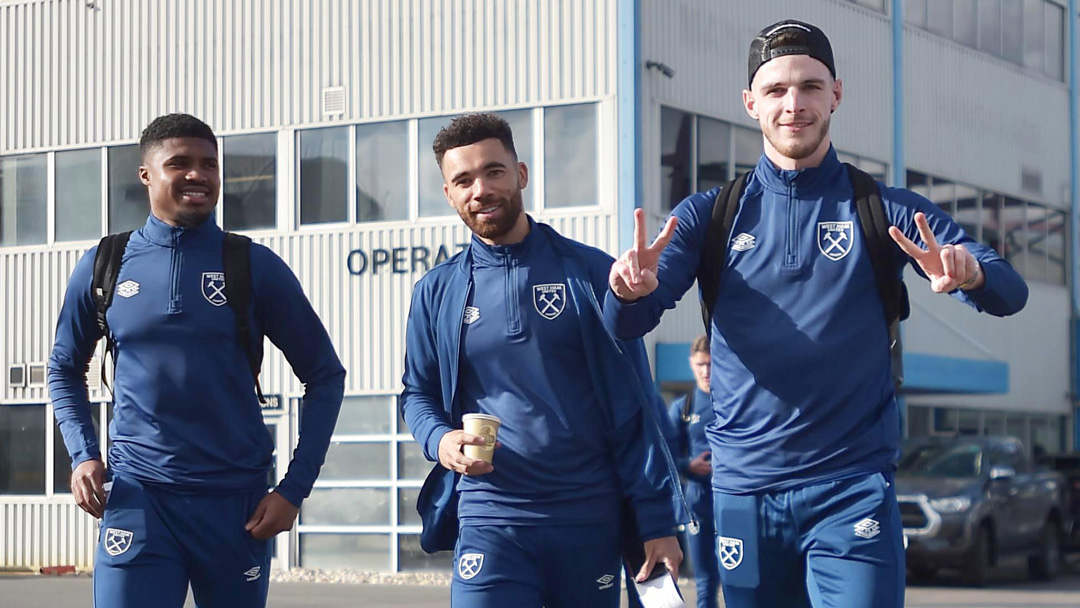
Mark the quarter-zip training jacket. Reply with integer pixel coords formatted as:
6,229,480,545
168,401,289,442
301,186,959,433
402,220,684,545
604,148,1028,495
48,214,346,506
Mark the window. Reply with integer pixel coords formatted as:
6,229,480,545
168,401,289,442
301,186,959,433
661,107,692,210
55,149,102,242
954,0,977,48
1001,196,1026,271
980,193,1004,254
356,121,408,223
927,1,953,37
904,0,928,27
544,104,599,209
1022,0,1044,71
1022,202,1050,282
496,109,535,212
418,116,454,218
1043,2,1063,79
930,177,956,216
979,0,1003,55
0,153,47,246
1045,209,1066,284
0,404,46,494
299,127,348,225
954,184,980,240
697,117,731,194
300,534,390,570
302,488,390,526
1001,0,1024,64
108,145,146,233
733,126,762,177
222,133,276,231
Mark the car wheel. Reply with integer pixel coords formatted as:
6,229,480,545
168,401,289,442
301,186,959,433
1028,519,1061,581
961,526,992,587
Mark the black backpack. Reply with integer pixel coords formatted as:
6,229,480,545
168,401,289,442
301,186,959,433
90,231,266,402
696,163,908,387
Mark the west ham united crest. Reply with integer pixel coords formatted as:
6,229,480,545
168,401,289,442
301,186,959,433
717,536,744,570
458,553,484,580
533,283,566,320
104,528,134,556
202,272,227,306
818,221,854,261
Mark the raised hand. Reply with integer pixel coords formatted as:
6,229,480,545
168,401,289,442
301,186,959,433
888,212,983,293
609,209,678,302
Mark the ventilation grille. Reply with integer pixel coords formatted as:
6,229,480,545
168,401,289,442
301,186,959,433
7,364,26,388
322,87,346,116
28,363,46,387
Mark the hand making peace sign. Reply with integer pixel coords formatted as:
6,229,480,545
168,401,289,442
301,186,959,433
888,212,984,293
609,209,679,302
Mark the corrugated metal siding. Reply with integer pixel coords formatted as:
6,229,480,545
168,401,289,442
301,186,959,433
0,0,616,153
1,245,94,404
904,27,1071,206
0,500,98,570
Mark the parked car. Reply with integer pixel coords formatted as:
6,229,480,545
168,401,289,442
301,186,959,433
897,435,1068,586
1037,452,1080,551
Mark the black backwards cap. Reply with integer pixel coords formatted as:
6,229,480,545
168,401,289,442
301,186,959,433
747,20,836,87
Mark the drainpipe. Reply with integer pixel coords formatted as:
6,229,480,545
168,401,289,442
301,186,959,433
617,0,641,251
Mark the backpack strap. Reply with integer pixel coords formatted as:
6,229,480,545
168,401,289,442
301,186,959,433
698,172,750,332
846,163,908,388
223,232,266,404
91,231,133,395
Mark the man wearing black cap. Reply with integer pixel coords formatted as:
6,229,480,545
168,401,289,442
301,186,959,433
603,19,1029,608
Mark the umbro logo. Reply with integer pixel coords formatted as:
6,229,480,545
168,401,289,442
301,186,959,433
731,233,756,252
243,566,261,581
463,306,480,325
854,518,881,539
597,574,615,590
116,280,140,298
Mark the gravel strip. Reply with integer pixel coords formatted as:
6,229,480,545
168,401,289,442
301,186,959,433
270,569,452,586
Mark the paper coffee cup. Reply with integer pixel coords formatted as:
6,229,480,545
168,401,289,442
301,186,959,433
462,413,501,463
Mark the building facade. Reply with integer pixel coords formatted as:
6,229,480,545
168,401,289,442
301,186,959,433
0,0,1076,573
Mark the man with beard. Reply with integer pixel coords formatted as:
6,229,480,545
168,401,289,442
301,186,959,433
49,113,345,608
603,20,1028,608
401,112,685,607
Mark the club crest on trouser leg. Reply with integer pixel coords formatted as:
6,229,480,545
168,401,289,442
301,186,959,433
717,536,743,570
104,528,134,556
817,221,854,261
458,553,484,580
533,283,566,320
202,272,228,306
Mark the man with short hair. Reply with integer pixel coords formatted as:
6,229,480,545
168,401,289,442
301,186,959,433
668,336,720,608
49,113,345,608
605,20,1028,608
401,112,684,607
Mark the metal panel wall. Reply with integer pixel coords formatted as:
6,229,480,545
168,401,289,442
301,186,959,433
0,0,616,153
0,500,97,570
904,27,1071,207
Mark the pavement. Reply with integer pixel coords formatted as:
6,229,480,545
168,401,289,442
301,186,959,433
3,560,1080,607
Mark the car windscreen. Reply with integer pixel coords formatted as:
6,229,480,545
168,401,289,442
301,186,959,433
898,443,982,478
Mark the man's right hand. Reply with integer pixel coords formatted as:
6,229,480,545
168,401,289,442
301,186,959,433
437,430,495,476
71,459,107,519
609,209,678,302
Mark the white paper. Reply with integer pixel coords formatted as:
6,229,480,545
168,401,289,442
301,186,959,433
633,574,685,608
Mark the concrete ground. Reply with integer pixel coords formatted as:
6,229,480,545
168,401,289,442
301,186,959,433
4,559,1079,607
